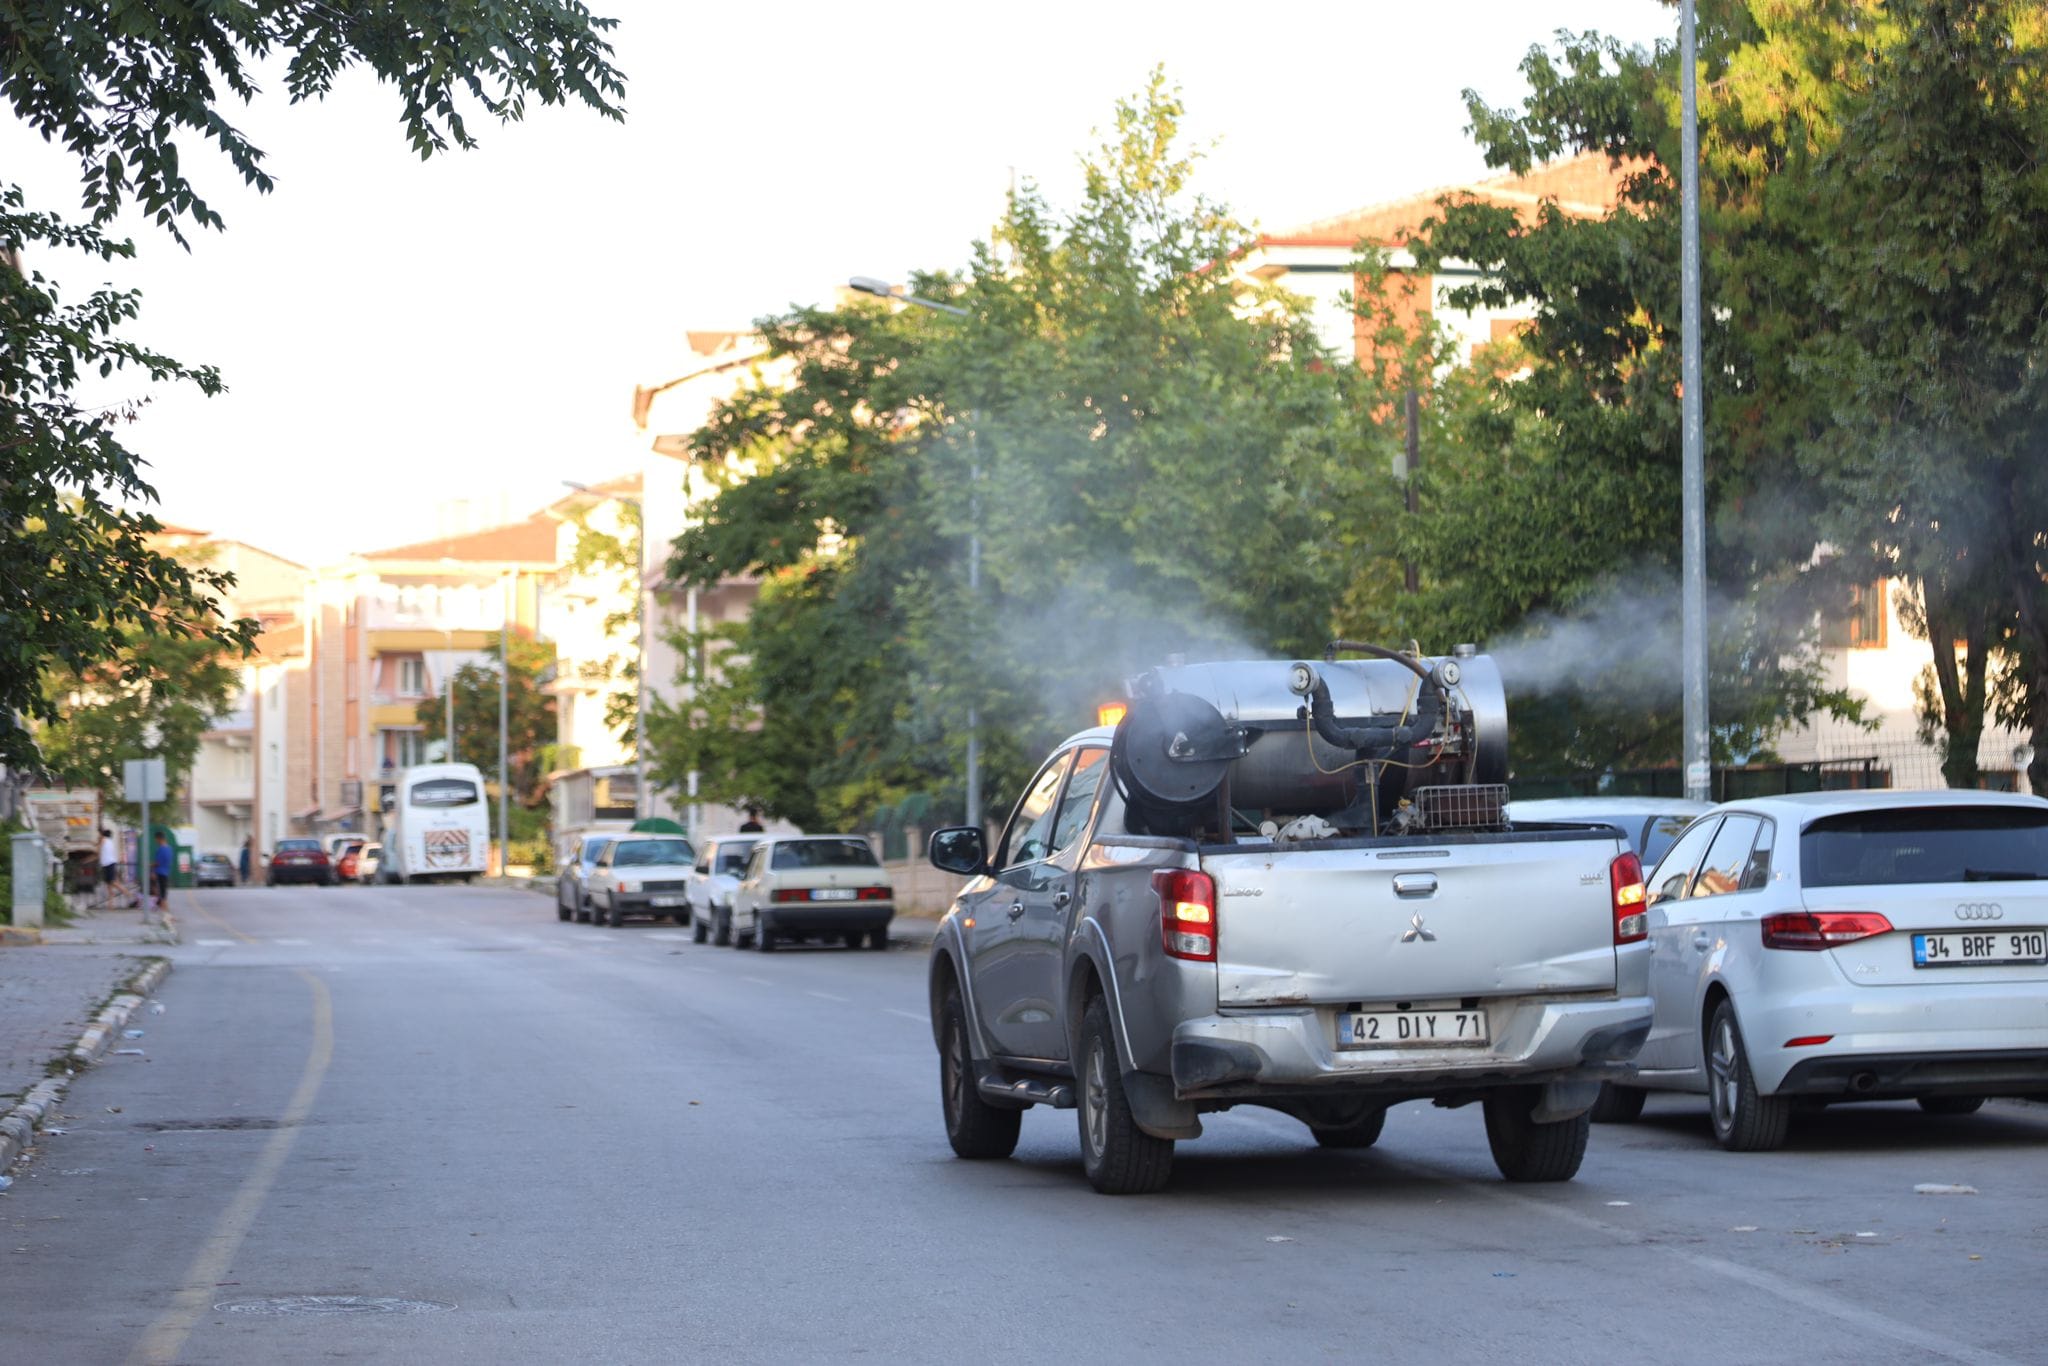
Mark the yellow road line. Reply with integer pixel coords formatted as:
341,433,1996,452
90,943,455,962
128,890,336,1365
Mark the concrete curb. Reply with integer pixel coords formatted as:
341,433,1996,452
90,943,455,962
1,956,172,1175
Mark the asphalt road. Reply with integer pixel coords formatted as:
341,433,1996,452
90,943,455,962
2,882,2042,1364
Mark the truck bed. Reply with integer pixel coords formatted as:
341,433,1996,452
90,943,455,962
1197,827,1625,1008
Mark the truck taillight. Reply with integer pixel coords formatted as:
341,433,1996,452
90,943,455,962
1762,911,1892,950
1153,868,1217,962
1610,852,1647,944
857,886,891,901
771,889,809,902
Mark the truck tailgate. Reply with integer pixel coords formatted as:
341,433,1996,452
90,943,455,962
1201,836,1622,1007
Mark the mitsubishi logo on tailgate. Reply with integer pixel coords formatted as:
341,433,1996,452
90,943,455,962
1954,903,2004,921
1401,913,1437,943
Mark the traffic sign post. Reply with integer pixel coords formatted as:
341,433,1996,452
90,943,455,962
124,759,167,908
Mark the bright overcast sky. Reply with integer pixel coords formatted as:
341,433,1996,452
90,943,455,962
5,0,1671,567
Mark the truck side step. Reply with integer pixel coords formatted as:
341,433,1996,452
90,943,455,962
979,1076,1076,1109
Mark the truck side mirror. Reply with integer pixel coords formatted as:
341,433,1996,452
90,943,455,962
928,826,987,877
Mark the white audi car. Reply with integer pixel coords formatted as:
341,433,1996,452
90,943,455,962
1596,789,2048,1149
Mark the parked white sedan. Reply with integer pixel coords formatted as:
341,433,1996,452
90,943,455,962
586,835,697,928
730,835,893,952
1601,789,2048,1149
684,836,763,945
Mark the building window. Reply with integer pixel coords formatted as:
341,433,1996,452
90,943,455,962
399,656,427,696
1821,581,1888,650
397,731,425,768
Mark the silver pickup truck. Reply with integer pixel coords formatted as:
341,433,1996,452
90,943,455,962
926,646,1654,1194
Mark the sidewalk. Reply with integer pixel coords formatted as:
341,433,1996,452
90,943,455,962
0,898,177,1172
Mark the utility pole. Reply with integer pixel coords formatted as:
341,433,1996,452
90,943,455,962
1403,388,1421,594
1680,0,1711,803
498,571,512,873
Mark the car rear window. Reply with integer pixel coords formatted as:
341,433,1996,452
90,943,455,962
277,839,321,852
772,839,878,870
613,839,695,867
1801,807,2048,887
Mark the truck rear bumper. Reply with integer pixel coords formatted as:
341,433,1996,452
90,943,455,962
1168,996,1652,1099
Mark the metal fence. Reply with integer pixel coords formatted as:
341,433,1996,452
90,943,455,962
1519,737,2022,799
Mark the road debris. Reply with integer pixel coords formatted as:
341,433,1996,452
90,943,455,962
1264,1236,1294,1243
1605,1201,1631,1207
112,1048,145,1056
1914,1183,1978,1196
0,1175,12,1192
1731,1226,1759,1233
123,1029,145,1039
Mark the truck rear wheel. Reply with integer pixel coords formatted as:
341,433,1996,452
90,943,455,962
1483,1086,1590,1182
1077,996,1173,1194
1311,1108,1387,1149
939,988,1020,1159
1590,1082,1648,1124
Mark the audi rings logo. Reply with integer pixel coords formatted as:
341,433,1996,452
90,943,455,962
1953,903,2004,922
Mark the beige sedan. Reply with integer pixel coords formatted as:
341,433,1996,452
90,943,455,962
730,836,894,952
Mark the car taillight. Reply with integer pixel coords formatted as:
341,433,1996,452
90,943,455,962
1762,911,1892,950
857,887,891,900
1610,852,1647,944
771,889,809,902
1153,868,1217,962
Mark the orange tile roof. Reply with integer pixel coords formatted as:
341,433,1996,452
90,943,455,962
1267,151,1643,249
358,516,561,566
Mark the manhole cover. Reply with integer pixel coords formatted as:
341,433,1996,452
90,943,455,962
214,1296,452,1316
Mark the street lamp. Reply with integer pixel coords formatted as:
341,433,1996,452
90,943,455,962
564,480,649,823
847,275,982,830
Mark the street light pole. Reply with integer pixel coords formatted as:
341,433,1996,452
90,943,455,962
1679,0,1711,802
498,571,512,872
847,275,980,827
443,626,456,764
633,498,649,825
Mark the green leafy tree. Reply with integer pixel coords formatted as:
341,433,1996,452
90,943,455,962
1388,8,1923,779
1,1,624,770
656,73,1401,829
414,630,558,808
32,624,242,820
1793,0,2048,789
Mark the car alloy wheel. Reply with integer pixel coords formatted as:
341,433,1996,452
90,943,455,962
1082,1035,1110,1161
1705,999,1791,1152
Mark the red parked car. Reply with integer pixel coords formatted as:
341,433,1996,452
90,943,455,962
268,838,334,886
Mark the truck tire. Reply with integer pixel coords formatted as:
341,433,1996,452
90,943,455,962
755,916,776,952
1590,1082,1648,1124
867,927,889,950
1077,996,1173,1194
1706,1000,1791,1152
939,988,1021,1160
713,907,732,947
606,897,624,928
1311,1109,1387,1149
692,915,709,944
1483,1086,1590,1182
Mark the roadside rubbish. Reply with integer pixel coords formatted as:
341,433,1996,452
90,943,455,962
113,1048,145,1056
124,1029,145,1039
1915,1183,1978,1196
150,1003,165,1015
1264,1236,1294,1243
0,1175,13,1192
1731,1226,1759,1232
1605,1201,1630,1207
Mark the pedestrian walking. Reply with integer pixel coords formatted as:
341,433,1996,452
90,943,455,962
98,826,121,907
151,830,173,911
239,835,252,886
